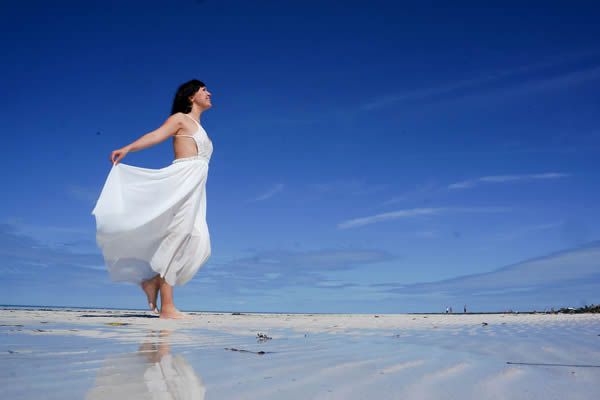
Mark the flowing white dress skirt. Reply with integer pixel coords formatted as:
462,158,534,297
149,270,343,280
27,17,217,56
92,158,210,286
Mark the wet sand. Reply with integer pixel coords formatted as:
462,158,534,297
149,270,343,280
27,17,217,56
1,309,599,399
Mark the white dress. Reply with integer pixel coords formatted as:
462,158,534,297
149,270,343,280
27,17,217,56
92,115,213,286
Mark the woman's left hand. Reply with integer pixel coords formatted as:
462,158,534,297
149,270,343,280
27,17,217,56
111,147,130,165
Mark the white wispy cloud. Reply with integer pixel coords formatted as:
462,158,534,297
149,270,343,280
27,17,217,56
310,180,388,196
0,223,105,274
338,206,509,229
482,65,600,102
381,181,438,206
339,208,443,229
67,184,101,204
385,241,600,296
448,173,568,190
361,50,600,111
249,183,284,202
493,222,562,241
198,248,395,295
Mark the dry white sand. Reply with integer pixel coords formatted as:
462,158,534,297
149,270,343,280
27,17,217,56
1,309,599,399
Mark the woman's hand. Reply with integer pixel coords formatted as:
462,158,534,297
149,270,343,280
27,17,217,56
111,146,130,165
108,114,185,165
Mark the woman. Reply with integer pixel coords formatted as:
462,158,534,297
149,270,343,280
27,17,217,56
92,79,213,319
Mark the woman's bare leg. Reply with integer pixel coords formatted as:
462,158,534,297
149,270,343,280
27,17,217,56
141,274,161,314
159,278,192,319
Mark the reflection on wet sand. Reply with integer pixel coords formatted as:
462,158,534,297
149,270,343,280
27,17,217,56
86,330,205,399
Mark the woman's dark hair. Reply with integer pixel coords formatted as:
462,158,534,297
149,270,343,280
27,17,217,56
171,79,206,115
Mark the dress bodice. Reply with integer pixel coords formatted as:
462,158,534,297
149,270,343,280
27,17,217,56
174,114,213,163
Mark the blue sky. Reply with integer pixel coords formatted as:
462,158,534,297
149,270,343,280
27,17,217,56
1,1,599,313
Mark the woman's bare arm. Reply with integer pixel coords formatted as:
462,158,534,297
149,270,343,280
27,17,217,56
111,113,184,164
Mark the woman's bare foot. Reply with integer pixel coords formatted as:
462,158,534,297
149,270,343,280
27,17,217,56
160,305,193,320
141,275,161,314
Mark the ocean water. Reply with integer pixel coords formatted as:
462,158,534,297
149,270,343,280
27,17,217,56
1,310,599,399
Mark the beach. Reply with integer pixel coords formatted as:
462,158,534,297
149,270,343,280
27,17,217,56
1,308,599,399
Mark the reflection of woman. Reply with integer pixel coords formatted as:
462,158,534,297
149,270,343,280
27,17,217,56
86,330,206,399
92,80,213,319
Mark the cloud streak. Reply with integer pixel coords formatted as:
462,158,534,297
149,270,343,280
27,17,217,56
338,206,510,229
67,184,101,205
249,184,284,202
448,173,568,190
201,248,396,295
493,222,562,241
0,222,107,292
378,241,600,307
310,180,388,196
361,50,600,111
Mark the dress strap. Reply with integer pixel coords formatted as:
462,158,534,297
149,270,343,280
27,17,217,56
176,114,201,139
183,113,201,127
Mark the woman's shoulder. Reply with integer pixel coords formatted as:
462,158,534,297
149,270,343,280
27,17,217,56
169,112,188,122
172,112,200,126
165,112,194,129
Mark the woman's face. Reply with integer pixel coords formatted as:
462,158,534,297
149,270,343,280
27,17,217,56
190,86,212,110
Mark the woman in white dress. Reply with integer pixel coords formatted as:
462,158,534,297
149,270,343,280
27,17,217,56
92,80,213,319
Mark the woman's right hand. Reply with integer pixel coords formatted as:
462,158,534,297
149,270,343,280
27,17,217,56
111,147,130,165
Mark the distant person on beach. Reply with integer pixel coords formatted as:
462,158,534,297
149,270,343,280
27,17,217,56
446,307,449,314
464,305,467,313
92,80,213,319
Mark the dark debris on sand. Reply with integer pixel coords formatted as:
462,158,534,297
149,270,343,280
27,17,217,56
257,332,272,342
224,347,273,355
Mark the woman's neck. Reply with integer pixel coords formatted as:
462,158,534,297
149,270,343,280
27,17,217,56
187,107,204,122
